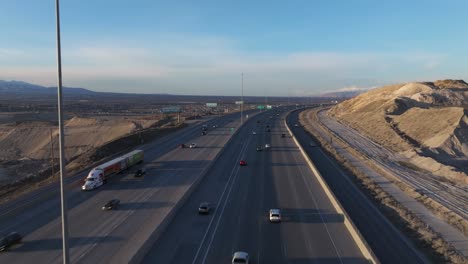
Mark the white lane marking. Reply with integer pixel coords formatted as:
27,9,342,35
190,138,250,264
72,136,220,263
289,122,344,264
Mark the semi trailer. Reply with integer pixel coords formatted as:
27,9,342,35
82,150,144,190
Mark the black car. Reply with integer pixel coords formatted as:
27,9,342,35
102,199,120,210
198,202,211,214
134,169,146,177
0,232,22,251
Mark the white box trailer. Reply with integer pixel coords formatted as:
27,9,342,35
82,150,144,190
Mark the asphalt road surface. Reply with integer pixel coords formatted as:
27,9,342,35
288,110,428,264
0,111,255,263
143,109,368,264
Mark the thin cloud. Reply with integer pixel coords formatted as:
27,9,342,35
0,36,449,95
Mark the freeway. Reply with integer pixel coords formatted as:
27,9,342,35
143,109,368,263
288,110,429,263
0,110,254,263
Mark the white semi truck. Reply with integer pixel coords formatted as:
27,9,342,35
82,150,144,190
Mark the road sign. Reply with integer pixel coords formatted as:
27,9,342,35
235,101,244,105
206,103,218,108
257,105,265,109
161,106,180,113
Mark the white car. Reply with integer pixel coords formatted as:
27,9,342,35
269,209,281,222
232,251,249,264
189,143,197,148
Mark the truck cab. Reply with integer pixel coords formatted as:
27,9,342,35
82,169,104,190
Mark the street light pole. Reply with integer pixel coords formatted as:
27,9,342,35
241,73,244,126
55,0,70,263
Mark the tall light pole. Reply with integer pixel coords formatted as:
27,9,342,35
55,0,70,263
241,73,244,125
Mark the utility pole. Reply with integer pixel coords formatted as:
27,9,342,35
50,128,54,178
55,0,70,263
241,73,244,126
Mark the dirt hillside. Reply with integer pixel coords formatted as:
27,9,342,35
329,79,468,182
0,116,160,184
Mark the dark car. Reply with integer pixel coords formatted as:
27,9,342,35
102,199,120,210
134,169,146,177
0,232,22,251
198,202,211,214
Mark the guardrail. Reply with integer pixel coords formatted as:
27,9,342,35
285,109,379,264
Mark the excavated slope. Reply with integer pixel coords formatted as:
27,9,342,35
329,79,468,182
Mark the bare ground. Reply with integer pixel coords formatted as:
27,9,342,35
299,108,466,263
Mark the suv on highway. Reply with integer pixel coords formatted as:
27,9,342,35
134,169,146,177
0,232,22,251
102,199,120,210
198,202,211,214
269,209,282,222
232,251,249,264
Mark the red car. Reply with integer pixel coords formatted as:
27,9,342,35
239,160,247,166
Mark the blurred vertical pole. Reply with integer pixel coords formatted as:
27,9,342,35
55,0,70,263
241,73,244,125
50,128,54,178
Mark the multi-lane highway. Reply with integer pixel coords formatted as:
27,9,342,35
143,110,369,263
0,107,431,264
287,110,429,263
0,111,254,263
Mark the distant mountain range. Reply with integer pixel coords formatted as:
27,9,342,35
0,80,352,103
0,80,96,95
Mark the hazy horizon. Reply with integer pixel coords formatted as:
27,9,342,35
1,1,468,96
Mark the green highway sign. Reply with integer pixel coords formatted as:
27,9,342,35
206,103,218,107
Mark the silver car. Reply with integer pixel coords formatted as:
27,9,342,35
232,251,249,264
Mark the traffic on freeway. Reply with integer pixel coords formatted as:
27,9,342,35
0,111,256,263
143,109,371,264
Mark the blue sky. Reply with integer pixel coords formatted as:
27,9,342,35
1,0,467,96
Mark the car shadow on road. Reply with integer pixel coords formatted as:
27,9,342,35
118,201,174,211
12,236,124,252
270,161,306,167
280,208,344,223
289,257,370,264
